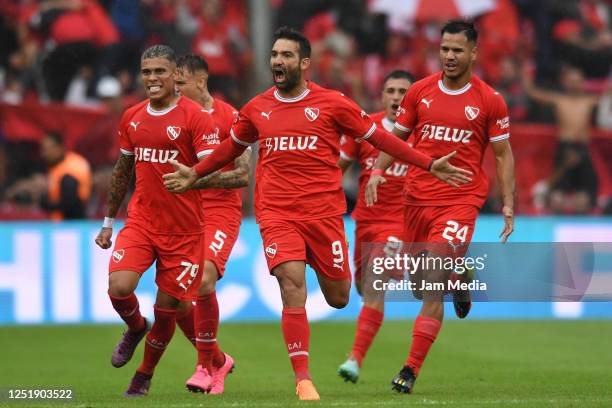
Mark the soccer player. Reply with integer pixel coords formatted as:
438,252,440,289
174,54,251,394
336,70,415,383
366,21,516,394
94,45,220,396
162,27,472,400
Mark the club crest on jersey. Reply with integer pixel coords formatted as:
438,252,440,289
265,243,277,258
464,106,480,121
304,107,319,122
166,126,181,140
112,249,125,263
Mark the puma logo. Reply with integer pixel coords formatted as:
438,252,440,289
420,98,433,109
130,121,140,130
261,111,272,120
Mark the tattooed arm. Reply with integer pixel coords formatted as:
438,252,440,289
190,148,251,189
95,153,135,249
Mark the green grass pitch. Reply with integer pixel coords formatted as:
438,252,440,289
0,320,611,407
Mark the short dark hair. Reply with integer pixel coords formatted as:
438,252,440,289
176,54,209,74
441,20,478,44
44,131,64,146
273,26,311,59
141,44,176,63
383,70,416,86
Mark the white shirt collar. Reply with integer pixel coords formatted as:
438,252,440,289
274,87,310,103
438,79,472,95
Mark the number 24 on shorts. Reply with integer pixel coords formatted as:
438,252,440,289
442,220,469,243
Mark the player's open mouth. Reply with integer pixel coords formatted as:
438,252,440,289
273,67,286,82
148,85,162,93
391,103,400,111
444,62,457,72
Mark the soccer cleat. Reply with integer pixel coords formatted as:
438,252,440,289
452,289,472,319
112,318,150,368
391,365,416,394
295,379,320,400
209,353,235,395
124,371,152,397
452,266,475,319
185,365,212,393
337,358,360,383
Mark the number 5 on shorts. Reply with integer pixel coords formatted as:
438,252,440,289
176,261,199,291
442,220,469,243
209,230,227,256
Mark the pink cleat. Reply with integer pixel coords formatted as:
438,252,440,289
186,365,212,393
209,353,235,395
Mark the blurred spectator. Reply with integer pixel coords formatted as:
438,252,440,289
6,132,92,219
33,0,120,102
313,29,366,107
476,0,520,85
496,57,529,121
177,0,250,105
72,75,126,166
523,65,603,214
550,0,612,79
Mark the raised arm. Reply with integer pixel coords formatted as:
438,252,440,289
521,68,560,106
163,136,247,193
491,139,515,243
191,147,251,189
95,153,135,249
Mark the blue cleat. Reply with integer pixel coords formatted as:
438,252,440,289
338,358,360,383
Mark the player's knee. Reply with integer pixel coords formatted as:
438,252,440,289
108,272,137,297
176,300,193,316
326,292,349,309
199,261,219,294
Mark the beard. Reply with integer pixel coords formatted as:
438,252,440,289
274,67,301,91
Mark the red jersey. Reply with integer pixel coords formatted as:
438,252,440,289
118,97,219,234
201,98,242,214
395,72,510,208
231,81,376,222
340,111,408,224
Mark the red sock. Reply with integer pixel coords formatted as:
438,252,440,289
405,315,442,376
211,344,226,369
195,292,219,371
351,305,384,367
138,307,177,375
176,303,196,347
108,291,145,332
282,307,310,382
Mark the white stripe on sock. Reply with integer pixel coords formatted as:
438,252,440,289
196,338,217,343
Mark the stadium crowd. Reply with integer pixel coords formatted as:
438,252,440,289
0,0,611,219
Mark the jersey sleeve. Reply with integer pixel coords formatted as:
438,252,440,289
487,92,511,142
333,94,376,142
339,135,357,161
230,105,259,146
189,109,221,160
118,111,134,156
394,85,418,134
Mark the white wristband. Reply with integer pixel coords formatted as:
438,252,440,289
103,217,115,228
